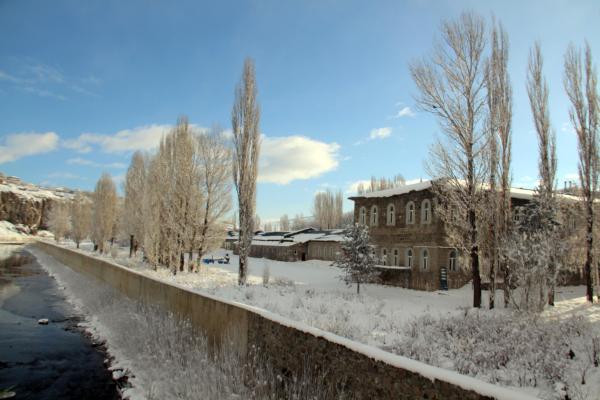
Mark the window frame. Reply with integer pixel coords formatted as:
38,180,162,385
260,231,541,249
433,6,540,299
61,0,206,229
406,201,415,224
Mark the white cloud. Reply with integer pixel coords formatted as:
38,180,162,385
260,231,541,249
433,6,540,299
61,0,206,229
345,179,372,194
0,132,59,164
259,135,340,184
561,122,575,135
66,157,126,169
369,127,392,140
354,127,393,145
64,125,171,153
390,106,416,119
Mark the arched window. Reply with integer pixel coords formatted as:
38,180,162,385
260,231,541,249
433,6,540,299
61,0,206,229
381,248,387,265
421,199,431,224
421,249,429,270
449,250,457,271
406,202,415,224
359,207,366,225
393,248,399,266
371,205,378,226
387,203,395,225
406,248,413,268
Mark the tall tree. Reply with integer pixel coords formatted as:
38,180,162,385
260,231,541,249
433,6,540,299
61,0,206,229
411,12,488,307
232,58,261,285
313,189,344,229
195,126,232,262
92,173,117,253
48,201,71,243
564,43,599,302
279,214,290,231
123,151,147,257
527,42,559,305
70,191,92,248
485,20,512,309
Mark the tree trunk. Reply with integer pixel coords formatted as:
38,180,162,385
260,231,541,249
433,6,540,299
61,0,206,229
503,262,510,307
180,252,185,272
76,241,80,249
585,202,594,302
469,206,481,308
129,235,134,258
357,280,360,294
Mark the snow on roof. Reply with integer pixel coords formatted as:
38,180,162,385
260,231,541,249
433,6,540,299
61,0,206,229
350,180,433,199
351,179,580,202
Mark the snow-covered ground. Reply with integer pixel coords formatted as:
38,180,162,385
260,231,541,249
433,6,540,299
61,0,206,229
0,220,53,242
57,241,600,399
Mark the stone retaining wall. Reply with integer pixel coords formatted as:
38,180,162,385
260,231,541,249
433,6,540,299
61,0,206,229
32,240,538,400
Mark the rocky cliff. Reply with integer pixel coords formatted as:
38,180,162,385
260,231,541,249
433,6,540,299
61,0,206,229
0,174,74,232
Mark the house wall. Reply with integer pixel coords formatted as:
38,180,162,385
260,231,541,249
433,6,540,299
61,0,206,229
352,188,470,291
307,241,341,261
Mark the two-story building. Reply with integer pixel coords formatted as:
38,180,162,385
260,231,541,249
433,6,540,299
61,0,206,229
349,179,583,291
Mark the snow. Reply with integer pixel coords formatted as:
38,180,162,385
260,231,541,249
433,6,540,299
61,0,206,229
351,179,581,202
49,241,600,399
0,220,53,242
0,180,73,202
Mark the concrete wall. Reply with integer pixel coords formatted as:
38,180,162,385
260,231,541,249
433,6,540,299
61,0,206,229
32,240,537,400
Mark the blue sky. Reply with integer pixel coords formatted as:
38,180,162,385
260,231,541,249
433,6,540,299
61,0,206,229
1,0,599,223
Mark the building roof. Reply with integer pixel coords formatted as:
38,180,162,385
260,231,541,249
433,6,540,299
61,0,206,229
349,179,581,202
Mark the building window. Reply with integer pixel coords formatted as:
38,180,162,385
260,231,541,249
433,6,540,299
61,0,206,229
371,205,378,226
421,249,429,270
393,248,399,266
387,204,395,225
406,202,415,224
449,250,457,271
381,248,387,265
406,248,413,268
359,207,366,225
421,199,431,224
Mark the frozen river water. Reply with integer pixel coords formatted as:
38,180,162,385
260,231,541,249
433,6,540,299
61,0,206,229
0,245,118,399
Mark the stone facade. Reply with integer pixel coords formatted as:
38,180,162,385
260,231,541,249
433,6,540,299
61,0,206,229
350,183,470,291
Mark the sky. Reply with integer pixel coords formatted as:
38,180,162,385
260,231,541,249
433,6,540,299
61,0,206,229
1,0,599,223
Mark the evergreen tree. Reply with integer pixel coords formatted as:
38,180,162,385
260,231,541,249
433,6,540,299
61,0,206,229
334,224,378,294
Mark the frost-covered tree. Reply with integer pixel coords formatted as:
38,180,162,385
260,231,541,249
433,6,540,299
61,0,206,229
142,152,163,269
291,213,309,230
92,173,117,253
503,201,560,312
194,126,231,262
412,12,488,307
564,43,599,302
48,201,71,243
484,20,512,309
334,224,377,294
313,189,344,229
279,214,290,231
527,42,559,305
70,191,92,248
123,151,146,257
232,58,261,286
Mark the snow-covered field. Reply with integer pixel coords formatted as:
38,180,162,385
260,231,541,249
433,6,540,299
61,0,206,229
56,241,600,399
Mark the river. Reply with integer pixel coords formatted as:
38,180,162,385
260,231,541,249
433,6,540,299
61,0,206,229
0,245,119,399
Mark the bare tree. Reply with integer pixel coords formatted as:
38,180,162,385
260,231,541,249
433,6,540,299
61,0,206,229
92,173,117,253
48,201,71,243
527,42,559,305
279,214,290,231
124,151,146,257
195,126,231,262
232,58,261,285
564,42,599,302
484,20,512,309
411,12,488,307
313,189,344,229
142,152,164,269
70,191,92,248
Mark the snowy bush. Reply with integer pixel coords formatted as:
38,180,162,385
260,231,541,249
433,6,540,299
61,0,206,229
392,311,599,399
